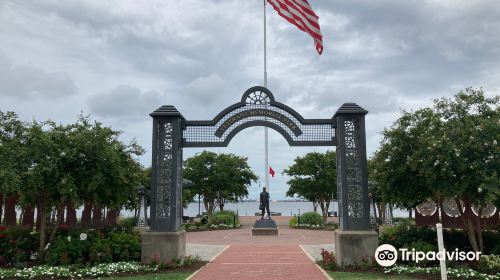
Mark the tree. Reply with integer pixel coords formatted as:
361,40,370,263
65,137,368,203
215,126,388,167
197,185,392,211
372,88,499,252
283,150,337,223
183,151,257,217
68,114,144,227
0,111,27,224
18,121,75,256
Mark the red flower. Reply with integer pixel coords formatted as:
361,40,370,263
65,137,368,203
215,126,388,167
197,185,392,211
9,239,17,244
0,226,6,231
0,233,5,238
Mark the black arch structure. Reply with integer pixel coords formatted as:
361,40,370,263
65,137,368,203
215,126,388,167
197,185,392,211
149,86,370,233
182,86,335,147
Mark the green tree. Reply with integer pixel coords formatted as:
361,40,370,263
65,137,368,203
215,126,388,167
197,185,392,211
283,150,337,223
68,115,144,226
18,121,75,256
183,151,257,217
372,88,499,252
0,111,27,223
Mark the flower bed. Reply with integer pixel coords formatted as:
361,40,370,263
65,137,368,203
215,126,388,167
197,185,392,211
0,256,204,279
0,262,156,279
385,265,500,280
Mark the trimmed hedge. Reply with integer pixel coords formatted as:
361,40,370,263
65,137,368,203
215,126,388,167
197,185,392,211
208,210,238,226
298,212,324,225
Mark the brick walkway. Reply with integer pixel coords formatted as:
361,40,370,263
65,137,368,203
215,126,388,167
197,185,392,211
190,245,330,280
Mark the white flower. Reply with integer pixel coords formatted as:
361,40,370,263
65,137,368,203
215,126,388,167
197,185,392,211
478,187,482,193
80,233,88,241
67,236,71,242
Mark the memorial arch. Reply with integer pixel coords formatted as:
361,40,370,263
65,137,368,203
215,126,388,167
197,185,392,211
143,86,377,266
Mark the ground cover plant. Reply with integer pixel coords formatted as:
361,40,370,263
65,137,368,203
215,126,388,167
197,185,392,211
0,256,204,279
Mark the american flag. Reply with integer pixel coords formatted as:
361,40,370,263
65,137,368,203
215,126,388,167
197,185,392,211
267,0,324,54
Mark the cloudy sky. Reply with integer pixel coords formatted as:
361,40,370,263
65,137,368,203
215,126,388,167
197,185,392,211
1,0,499,200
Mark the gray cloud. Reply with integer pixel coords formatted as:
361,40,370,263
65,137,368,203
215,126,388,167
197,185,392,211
88,85,164,121
0,53,77,98
1,0,499,199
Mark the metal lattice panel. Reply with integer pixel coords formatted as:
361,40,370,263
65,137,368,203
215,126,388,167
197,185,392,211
345,117,364,218
155,120,173,219
183,87,335,147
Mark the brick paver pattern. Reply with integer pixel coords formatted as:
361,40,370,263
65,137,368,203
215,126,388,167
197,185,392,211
191,245,328,280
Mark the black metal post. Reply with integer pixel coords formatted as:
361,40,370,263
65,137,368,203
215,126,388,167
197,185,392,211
149,106,185,232
333,103,370,230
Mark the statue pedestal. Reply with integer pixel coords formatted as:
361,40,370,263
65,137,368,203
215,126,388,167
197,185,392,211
334,229,378,267
140,230,186,264
252,219,278,236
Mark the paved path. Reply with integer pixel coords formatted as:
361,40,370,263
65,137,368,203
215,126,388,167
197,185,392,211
187,228,334,245
190,245,331,280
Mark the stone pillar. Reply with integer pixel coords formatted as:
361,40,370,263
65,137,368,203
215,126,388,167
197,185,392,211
142,106,185,263
333,103,378,266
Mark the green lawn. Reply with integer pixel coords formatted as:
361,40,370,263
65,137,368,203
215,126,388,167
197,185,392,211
104,272,192,280
328,271,418,280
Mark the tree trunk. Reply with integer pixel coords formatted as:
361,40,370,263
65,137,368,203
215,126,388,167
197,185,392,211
320,200,330,224
44,206,64,260
456,198,480,252
312,201,318,213
38,203,48,259
203,199,215,218
106,208,119,226
92,206,102,227
66,202,77,227
474,206,484,252
0,192,3,224
409,208,413,219
81,202,92,227
21,204,35,229
5,194,18,226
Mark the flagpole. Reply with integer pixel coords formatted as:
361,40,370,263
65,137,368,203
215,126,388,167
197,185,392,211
263,0,270,194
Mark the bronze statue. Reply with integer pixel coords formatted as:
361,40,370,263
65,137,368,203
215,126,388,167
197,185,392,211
259,187,271,219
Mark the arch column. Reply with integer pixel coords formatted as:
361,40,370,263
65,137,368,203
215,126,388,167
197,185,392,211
141,105,186,264
333,103,378,267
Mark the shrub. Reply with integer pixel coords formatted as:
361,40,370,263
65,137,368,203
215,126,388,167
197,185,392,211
380,223,436,249
118,217,138,229
47,234,90,265
209,211,238,226
89,238,113,264
299,212,323,226
320,249,336,270
477,255,500,275
0,226,37,266
108,231,141,262
288,216,297,227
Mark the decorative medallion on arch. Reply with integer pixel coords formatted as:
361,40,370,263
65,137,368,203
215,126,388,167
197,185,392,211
182,86,336,147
